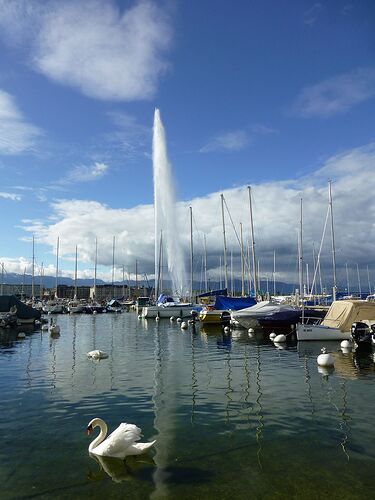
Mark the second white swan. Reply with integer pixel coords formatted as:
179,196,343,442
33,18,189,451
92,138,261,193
87,417,156,459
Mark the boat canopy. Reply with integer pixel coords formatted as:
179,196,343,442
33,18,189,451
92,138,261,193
0,295,41,320
214,295,256,311
322,300,375,332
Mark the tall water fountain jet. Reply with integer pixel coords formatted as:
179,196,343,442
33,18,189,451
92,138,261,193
153,109,187,298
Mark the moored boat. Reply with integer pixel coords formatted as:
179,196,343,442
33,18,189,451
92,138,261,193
297,300,375,341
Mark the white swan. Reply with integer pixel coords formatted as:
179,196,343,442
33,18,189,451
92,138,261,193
87,418,156,459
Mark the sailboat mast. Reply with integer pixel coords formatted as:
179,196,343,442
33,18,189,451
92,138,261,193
240,222,245,296
248,186,258,299
55,236,59,299
40,262,44,300
112,236,115,299
220,194,229,291
204,234,208,293
190,206,193,301
31,235,35,299
328,180,337,301
74,245,78,299
298,198,304,302
273,250,276,297
93,237,97,300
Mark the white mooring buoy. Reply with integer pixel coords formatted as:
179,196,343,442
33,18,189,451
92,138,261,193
180,321,188,329
340,340,351,348
170,316,175,322
273,334,286,343
269,332,277,340
177,317,182,323
317,347,334,367
223,326,230,333
248,328,254,334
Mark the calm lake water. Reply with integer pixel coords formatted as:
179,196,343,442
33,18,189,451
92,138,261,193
1,311,375,499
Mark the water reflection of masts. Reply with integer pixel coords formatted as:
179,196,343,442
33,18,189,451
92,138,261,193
26,333,33,388
191,329,198,423
324,376,351,461
303,355,315,417
110,315,114,390
241,345,251,425
71,315,77,388
339,380,351,461
255,344,263,469
50,336,57,390
225,347,233,426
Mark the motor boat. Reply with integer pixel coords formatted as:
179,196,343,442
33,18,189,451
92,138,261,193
297,300,375,341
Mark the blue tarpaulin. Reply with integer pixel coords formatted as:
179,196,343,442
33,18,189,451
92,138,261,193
214,295,256,311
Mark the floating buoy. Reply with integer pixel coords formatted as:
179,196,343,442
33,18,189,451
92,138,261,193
248,328,254,334
49,324,60,335
223,326,230,333
155,316,160,322
87,350,109,360
340,340,351,348
41,324,49,331
317,347,334,367
273,334,286,343
180,321,188,329
177,317,182,323
93,310,97,315
137,315,142,319
170,316,175,321
248,332,253,338
18,332,26,339
269,332,277,340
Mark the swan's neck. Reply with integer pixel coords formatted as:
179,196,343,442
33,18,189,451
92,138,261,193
89,419,108,452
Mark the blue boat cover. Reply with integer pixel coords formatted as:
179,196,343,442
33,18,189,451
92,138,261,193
214,295,256,311
197,289,228,298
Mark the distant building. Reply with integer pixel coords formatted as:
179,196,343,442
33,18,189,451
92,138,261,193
56,285,91,300
0,283,41,298
90,284,127,301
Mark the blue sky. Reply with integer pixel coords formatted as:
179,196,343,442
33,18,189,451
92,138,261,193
0,0,374,291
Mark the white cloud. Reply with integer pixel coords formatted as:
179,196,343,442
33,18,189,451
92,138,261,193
19,143,375,290
0,89,42,154
65,161,109,183
0,0,172,101
291,67,375,117
303,3,323,26
199,130,250,153
0,192,22,201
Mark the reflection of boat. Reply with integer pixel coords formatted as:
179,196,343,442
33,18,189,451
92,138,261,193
297,300,375,341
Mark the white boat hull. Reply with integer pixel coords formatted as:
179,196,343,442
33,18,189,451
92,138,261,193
143,305,193,318
297,324,351,341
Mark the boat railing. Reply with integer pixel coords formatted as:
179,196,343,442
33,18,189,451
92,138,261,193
302,316,323,325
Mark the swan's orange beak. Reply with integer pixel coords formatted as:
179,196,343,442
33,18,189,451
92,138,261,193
86,424,93,436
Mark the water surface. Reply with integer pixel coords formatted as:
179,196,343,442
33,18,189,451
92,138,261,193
1,312,375,499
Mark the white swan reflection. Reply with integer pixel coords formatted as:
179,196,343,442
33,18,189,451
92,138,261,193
88,453,155,483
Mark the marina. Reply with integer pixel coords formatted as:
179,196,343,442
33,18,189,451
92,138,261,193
1,311,375,499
